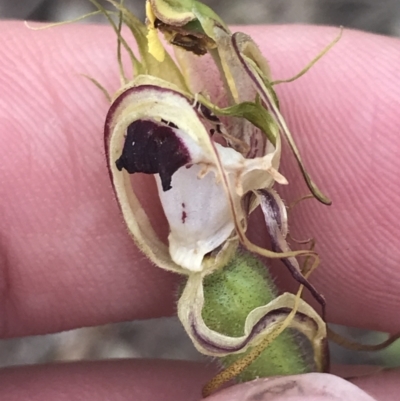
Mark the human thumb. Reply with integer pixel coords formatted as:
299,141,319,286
203,373,376,401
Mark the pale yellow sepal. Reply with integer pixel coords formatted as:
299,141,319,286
146,0,166,62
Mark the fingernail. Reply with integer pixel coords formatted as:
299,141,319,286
204,373,377,401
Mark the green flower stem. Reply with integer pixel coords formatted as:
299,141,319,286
202,249,311,382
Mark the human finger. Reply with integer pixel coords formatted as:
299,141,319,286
0,359,215,401
205,373,380,401
0,21,176,338
1,22,400,337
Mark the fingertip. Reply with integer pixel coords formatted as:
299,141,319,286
206,373,377,401
0,359,216,401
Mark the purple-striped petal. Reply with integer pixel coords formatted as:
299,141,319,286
178,273,328,372
257,188,326,318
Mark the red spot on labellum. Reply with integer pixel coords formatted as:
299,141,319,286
182,211,187,224
181,203,187,223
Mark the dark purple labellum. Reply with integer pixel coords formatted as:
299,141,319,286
115,119,190,191
171,33,208,55
154,20,212,56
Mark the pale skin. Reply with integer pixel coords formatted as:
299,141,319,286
0,20,399,401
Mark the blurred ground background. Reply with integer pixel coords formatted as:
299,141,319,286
2,0,400,35
0,0,399,370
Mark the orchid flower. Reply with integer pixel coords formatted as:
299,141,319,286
27,1,400,392
99,0,331,392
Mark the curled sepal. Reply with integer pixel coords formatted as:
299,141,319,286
105,75,283,273
256,188,326,317
178,272,328,372
105,76,217,273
